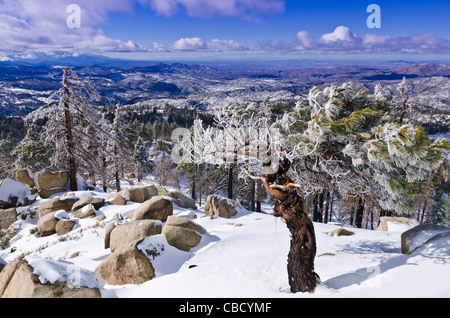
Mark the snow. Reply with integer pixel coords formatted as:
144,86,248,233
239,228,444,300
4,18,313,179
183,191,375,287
54,210,70,220
137,235,191,277
385,219,419,233
406,228,450,255
0,178,33,206
1,188,449,298
26,255,99,288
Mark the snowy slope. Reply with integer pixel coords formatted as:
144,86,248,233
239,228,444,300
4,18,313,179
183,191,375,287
1,187,449,298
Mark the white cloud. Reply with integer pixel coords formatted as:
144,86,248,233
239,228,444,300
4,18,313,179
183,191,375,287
320,26,355,43
0,0,148,59
158,37,246,52
172,37,206,51
266,26,450,54
0,0,282,59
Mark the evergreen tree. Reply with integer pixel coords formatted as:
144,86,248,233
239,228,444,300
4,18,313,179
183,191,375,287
12,124,54,171
181,82,449,293
133,136,151,182
44,68,102,191
108,104,132,191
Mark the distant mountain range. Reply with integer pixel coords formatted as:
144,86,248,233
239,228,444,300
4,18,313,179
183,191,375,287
0,59,449,133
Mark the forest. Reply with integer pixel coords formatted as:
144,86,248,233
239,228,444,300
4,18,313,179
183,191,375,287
0,68,448,293
1,69,448,227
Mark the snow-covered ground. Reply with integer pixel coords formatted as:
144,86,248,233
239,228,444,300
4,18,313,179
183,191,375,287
1,183,449,298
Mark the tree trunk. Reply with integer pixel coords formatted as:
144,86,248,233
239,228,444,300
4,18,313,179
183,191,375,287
115,170,120,192
323,190,330,224
62,74,77,192
249,178,255,212
312,192,322,222
114,145,121,192
354,196,364,228
273,193,320,293
227,166,233,199
318,191,324,223
101,155,107,193
261,161,320,293
191,178,196,201
256,179,263,212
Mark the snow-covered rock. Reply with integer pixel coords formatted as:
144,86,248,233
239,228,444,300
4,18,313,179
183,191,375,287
34,170,69,199
0,256,101,298
204,194,239,219
162,215,205,251
375,216,419,232
109,220,162,253
1,184,450,298
98,241,155,285
132,195,173,221
0,178,33,208
401,224,450,255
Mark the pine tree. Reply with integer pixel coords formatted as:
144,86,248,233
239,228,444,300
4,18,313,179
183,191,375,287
12,124,54,171
44,68,102,191
179,82,449,293
133,136,151,182
108,104,131,191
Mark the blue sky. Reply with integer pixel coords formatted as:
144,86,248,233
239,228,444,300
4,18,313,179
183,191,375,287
103,0,450,45
0,0,449,61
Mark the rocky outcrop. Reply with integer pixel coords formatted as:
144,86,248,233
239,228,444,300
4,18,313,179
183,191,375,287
0,208,17,230
0,257,101,298
37,212,59,236
162,216,205,251
157,186,197,209
15,169,36,194
98,242,155,285
330,228,354,237
109,220,162,253
104,223,116,249
34,170,70,199
55,219,77,235
204,195,238,219
0,178,33,209
106,193,127,205
117,185,158,203
72,196,105,211
132,196,173,221
375,216,419,231
73,204,97,219
37,196,78,216
401,224,450,255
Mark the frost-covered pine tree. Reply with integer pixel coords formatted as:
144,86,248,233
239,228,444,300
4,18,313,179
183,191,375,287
133,136,151,182
12,124,53,171
108,104,131,191
177,82,449,293
44,68,101,191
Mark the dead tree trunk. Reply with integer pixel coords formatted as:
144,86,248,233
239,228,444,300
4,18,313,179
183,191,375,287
62,70,78,191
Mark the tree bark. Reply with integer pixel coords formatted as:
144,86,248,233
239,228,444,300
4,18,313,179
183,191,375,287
62,70,78,192
273,193,320,293
227,166,233,199
354,196,364,228
101,155,107,193
312,192,323,223
114,145,121,192
249,178,255,212
261,164,320,293
324,190,330,224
